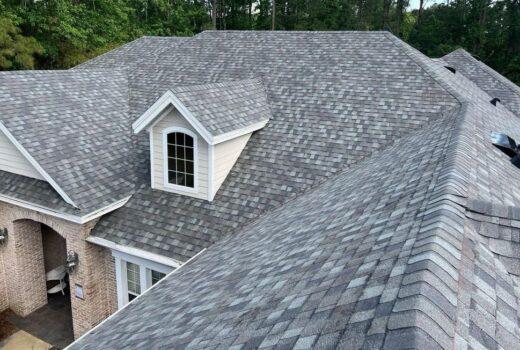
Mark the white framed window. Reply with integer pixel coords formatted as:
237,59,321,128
163,127,198,193
126,262,141,302
113,251,174,309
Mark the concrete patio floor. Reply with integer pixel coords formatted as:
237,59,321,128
0,330,52,350
1,292,74,350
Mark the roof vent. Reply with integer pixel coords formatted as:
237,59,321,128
444,66,456,74
490,97,501,106
491,132,520,167
491,132,517,157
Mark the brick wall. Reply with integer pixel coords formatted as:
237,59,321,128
0,241,7,311
9,219,48,316
0,202,119,339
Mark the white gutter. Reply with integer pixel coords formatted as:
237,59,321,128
65,247,207,349
86,236,182,268
0,194,131,224
212,119,269,144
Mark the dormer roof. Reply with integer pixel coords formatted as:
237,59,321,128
132,78,271,144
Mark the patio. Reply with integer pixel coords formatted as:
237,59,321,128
0,292,74,350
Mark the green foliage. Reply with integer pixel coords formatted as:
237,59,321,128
0,0,518,84
408,0,520,84
0,16,43,69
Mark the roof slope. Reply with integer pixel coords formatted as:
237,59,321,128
442,48,520,114
134,78,271,139
0,170,78,214
0,70,134,212
170,78,271,137
89,31,460,261
75,36,188,69
69,93,520,349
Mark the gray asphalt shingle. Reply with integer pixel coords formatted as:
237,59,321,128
3,31,520,349
442,48,520,114
90,31,460,262
0,70,134,212
167,78,271,137
70,73,520,348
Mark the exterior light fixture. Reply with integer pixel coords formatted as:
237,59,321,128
0,228,7,245
66,250,79,273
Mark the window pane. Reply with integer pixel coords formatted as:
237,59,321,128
151,270,166,286
176,159,185,172
168,158,176,172
186,174,194,188
186,161,194,174
126,262,141,295
168,171,176,183
175,133,185,146
167,144,175,157
167,133,175,144
185,147,193,161
185,135,194,147
175,146,185,159
176,172,186,186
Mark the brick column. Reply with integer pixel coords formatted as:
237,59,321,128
0,244,8,312
0,204,9,312
8,220,47,316
68,223,117,338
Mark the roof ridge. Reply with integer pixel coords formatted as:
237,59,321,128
219,103,464,246
451,48,520,96
383,33,466,104
72,37,148,70
387,100,520,348
199,30,390,34
170,77,263,92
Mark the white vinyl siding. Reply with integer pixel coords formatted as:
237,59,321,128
0,131,44,180
151,109,208,199
211,133,251,198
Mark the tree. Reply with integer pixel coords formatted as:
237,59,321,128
0,0,517,85
271,0,275,30
0,17,42,70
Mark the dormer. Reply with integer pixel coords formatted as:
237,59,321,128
132,79,271,201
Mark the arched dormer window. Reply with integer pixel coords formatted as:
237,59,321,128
163,127,197,191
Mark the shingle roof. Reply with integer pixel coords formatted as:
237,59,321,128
442,48,520,114
75,36,189,69
0,70,134,212
89,31,460,262
69,90,520,349
170,78,271,137
0,170,78,214
3,31,520,350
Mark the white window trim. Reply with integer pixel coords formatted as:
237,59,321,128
113,250,174,309
162,126,199,194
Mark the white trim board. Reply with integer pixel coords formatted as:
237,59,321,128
86,236,182,268
112,250,175,309
207,143,214,201
0,121,77,207
65,247,207,350
0,194,130,224
132,90,269,145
